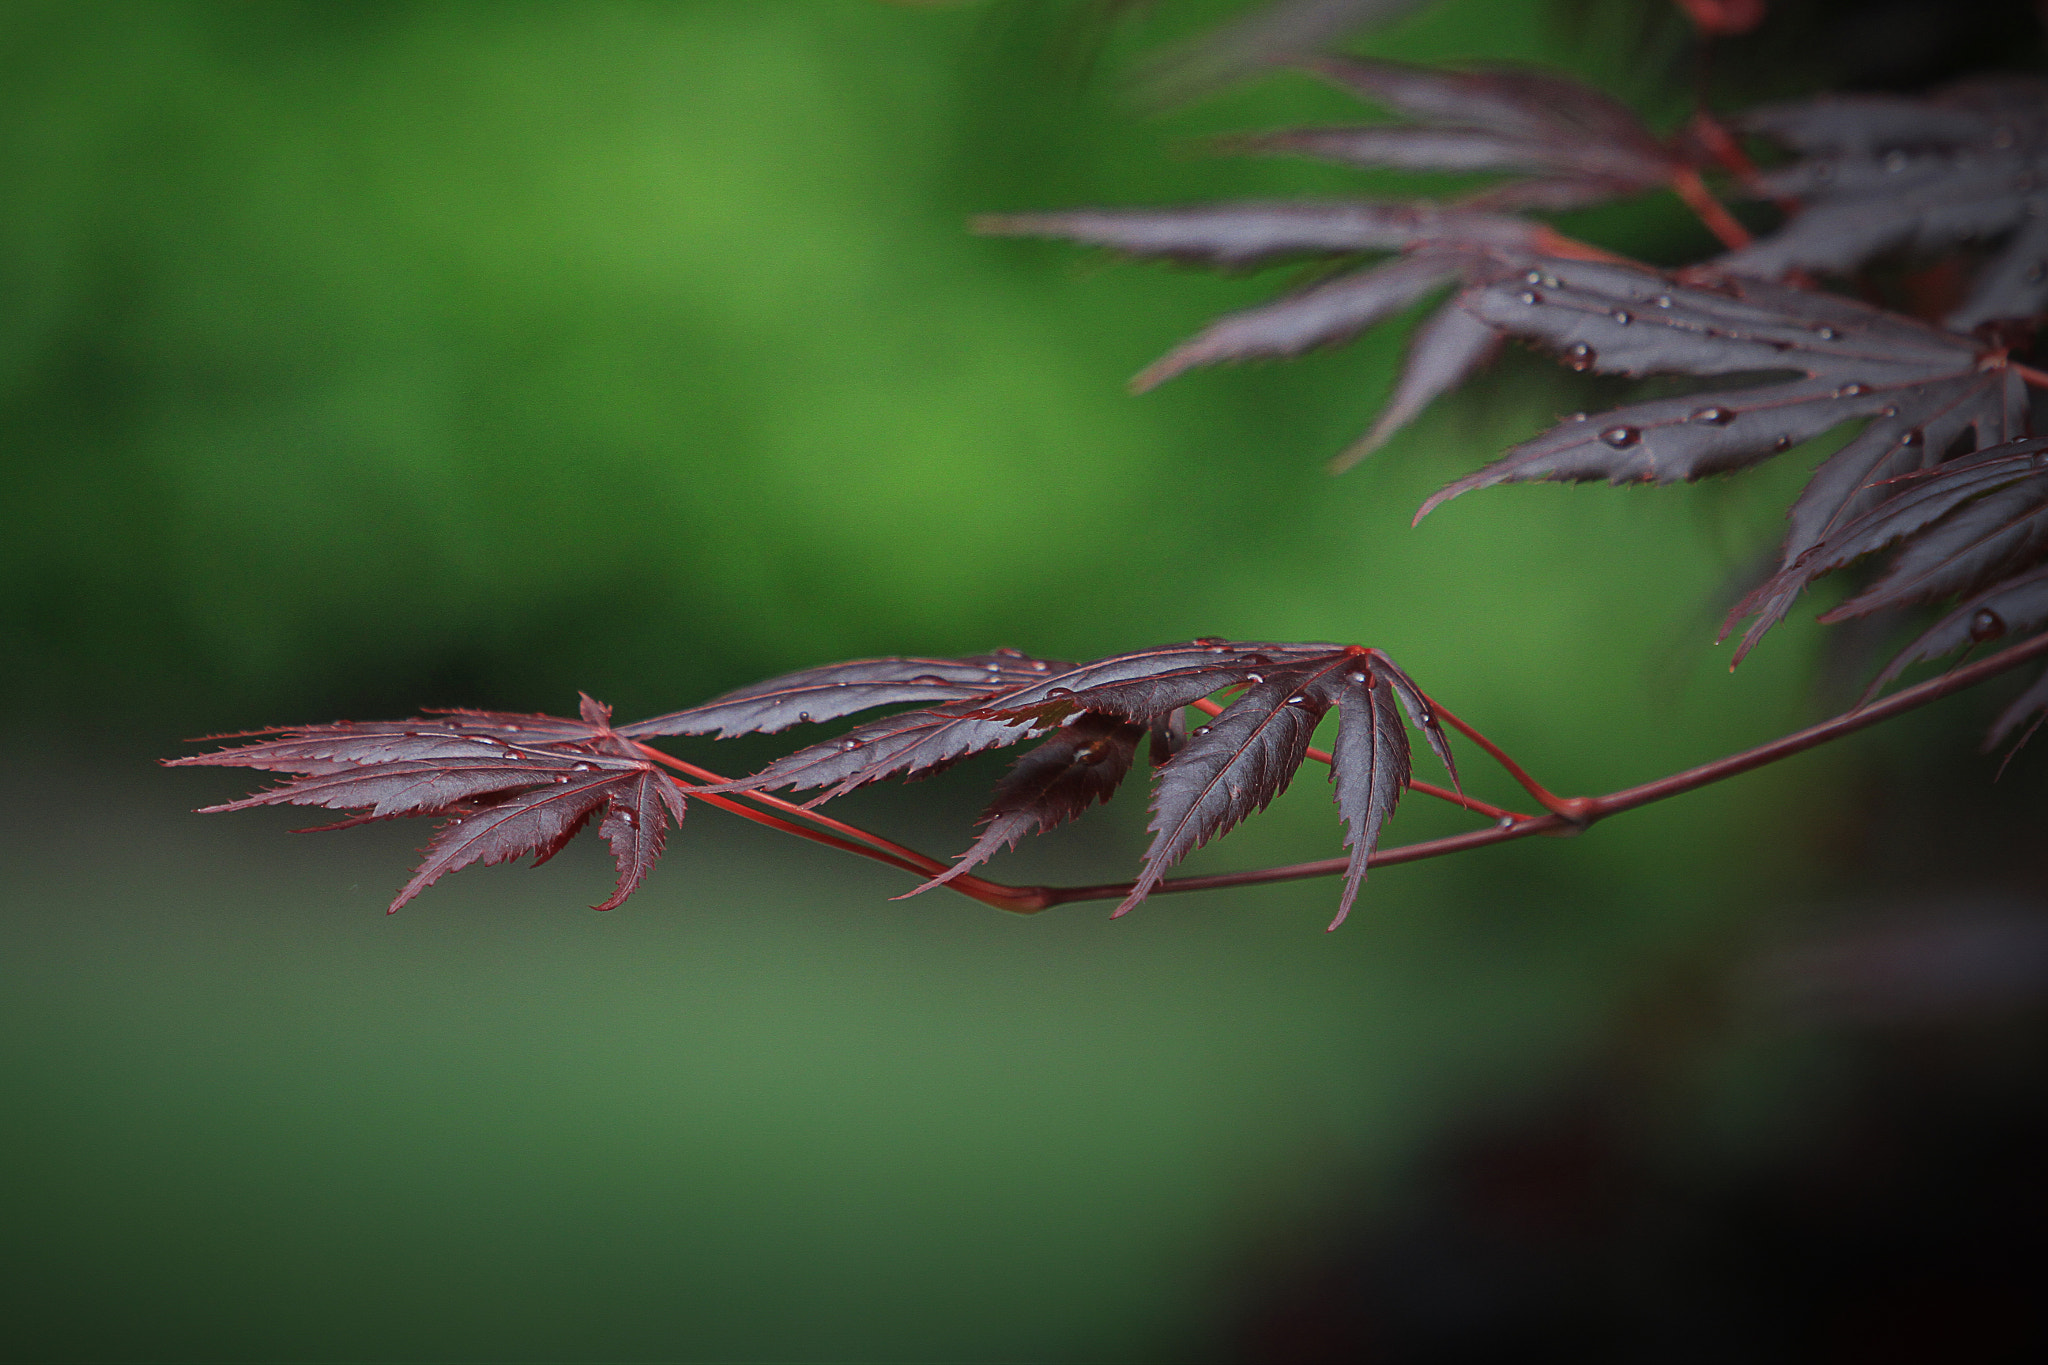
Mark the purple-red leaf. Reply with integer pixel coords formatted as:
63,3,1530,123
1727,439,2048,647
975,201,1533,269
170,700,689,913
1865,564,2048,696
1414,258,2029,659
1324,657,1412,931
1726,79,2048,329
904,713,1146,895
618,650,1067,739
1118,667,1342,917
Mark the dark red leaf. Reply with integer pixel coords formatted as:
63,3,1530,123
1727,439,2048,646
903,713,1146,895
1865,564,2048,695
169,700,690,913
618,650,1067,739
1117,667,1343,917
1726,79,2048,328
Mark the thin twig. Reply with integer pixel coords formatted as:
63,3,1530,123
1668,167,1752,250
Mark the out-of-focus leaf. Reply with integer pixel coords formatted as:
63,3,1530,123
1724,79,2048,329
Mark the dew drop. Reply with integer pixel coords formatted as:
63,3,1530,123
1522,269,1544,285
1971,608,2007,642
1609,308,1633,325
1242,654,1271,665
1075,744,1106,766
1195,636,1227,646
1772,436,1795,453
1566,342,1596,371
1653,294,1674,309
554,775,571,784
910,674,949,685
617,809,637,828
1836,381,1869,397
503,749,522,760
993,647,1025,658
1193,725,1211,738
1879,406,1899,418
1496,815,1517,830
1568,412,1588,423
1690,405,1736,425
1518,289,1543,305
1899,429,1925,448
839,739,863,752
1285,694,1309,706
572,762,596,772
1245,673,1265,685
983,663,1002,672
796,711,812,723
1046,686,1074,699
1600,426,1641,449
1027,660,1051,672
1815,325,1839,340
1345,671,1369,685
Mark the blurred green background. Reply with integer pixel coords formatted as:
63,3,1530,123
4,2,2039,1361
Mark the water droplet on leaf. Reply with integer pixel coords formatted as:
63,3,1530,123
1518,289,1543,305
1609,308,1632,325
1971,609,2007,642
1690,406,1735,425
1566,343,1596,371
1600,426,1640,448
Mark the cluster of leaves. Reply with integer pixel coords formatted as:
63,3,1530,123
980,50,2048,720
173,643,1454,926
177,0,2048,921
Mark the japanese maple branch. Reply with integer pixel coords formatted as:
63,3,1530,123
1028,629,2048,912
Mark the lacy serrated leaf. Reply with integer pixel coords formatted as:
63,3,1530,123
1866,564,2048,696
169,699,689,913
1323,658,1413,931
1117,667,1342,917
1277,55,1678,203
618,650,1068,739
1725,79,2048,329
1823,439,2048,621
976,201,1535,269
1727,439,2048,645
1416,258,2029,658
722,707,1042,805
979,50,1689,466
903,713,1146,896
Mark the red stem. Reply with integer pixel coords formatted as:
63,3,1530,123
631,742,1046,915
1427,704,1584,821
1668,166,1752,250
2016,362,2048,389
